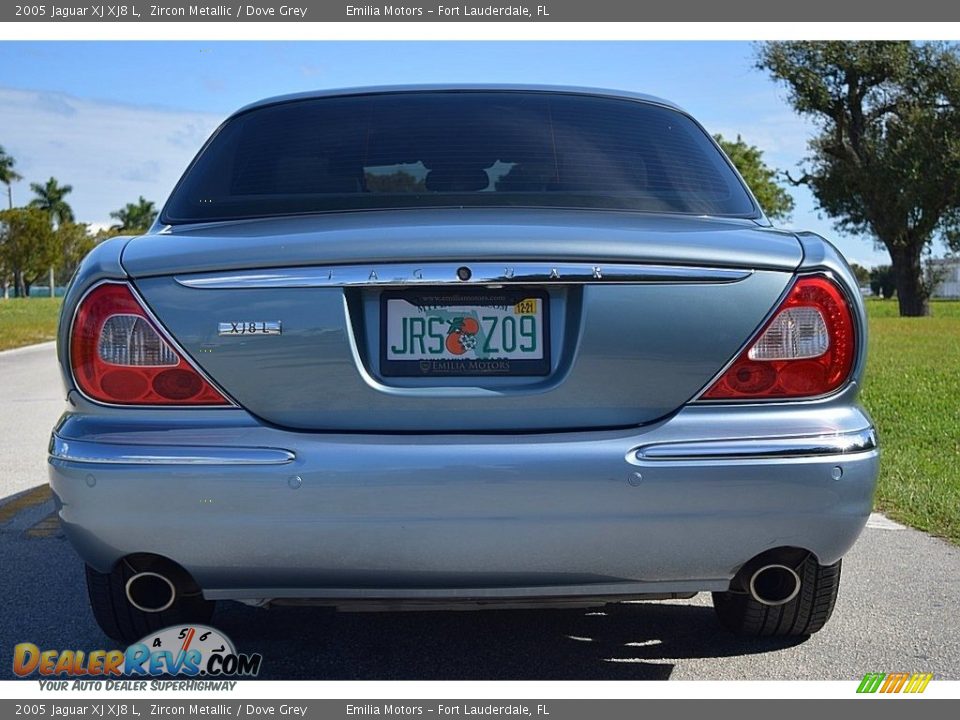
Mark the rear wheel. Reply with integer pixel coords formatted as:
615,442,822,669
712,555,841,636
85,557,215,644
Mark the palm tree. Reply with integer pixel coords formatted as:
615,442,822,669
0,145,22,210
29,177,74,228
29,177,74,298
110,196,157,232
0,146,23,297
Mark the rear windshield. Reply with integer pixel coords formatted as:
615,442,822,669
161,91,757,223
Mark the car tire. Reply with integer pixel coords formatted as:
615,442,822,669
85,559,215,644
712,555,841,636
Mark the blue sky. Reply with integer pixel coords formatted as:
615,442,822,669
0,41,903,267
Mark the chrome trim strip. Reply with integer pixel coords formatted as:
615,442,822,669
49,435,295,466
634,428,877,461
175,263,752,289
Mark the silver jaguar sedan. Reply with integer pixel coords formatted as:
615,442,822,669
48,85,878,644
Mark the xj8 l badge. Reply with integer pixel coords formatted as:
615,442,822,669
218,321,282,336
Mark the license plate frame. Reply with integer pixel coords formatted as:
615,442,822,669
379,288,551,377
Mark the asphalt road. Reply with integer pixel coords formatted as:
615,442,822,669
2,343,959,680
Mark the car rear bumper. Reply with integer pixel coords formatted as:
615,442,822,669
48,402,878,602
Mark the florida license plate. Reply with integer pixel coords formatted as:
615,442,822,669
380,289,550,377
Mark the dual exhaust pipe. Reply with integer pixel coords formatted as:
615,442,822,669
125,571,177,613
747,563,802,606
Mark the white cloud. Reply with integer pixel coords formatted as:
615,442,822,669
704,111,814,174
0,87,223,226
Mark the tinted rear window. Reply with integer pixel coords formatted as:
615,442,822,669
162,91,757,223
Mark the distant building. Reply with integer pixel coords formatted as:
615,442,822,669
928,257,960,299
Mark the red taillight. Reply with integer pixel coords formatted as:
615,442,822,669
701,275,856,400
70,283,230,406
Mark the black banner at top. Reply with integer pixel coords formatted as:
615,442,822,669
3,0,960,22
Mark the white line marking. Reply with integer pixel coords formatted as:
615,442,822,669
0,341,56,358
866,513,908,531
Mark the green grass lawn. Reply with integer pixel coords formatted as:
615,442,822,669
0,298,62,351
861,299,960,544
0,293,957,541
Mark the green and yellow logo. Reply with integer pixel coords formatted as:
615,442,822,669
857,672,933,694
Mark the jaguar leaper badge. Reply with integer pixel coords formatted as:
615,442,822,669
218,321,282,336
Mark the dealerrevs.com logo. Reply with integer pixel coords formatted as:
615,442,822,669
13,625,262,684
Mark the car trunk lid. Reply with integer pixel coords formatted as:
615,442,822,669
124,210,801,432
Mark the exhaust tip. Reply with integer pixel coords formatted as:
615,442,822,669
125,571,176,613
748,563,801,606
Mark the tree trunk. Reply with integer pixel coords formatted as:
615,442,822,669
890,245,930,317
13,270,25,299
49,266,55,297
